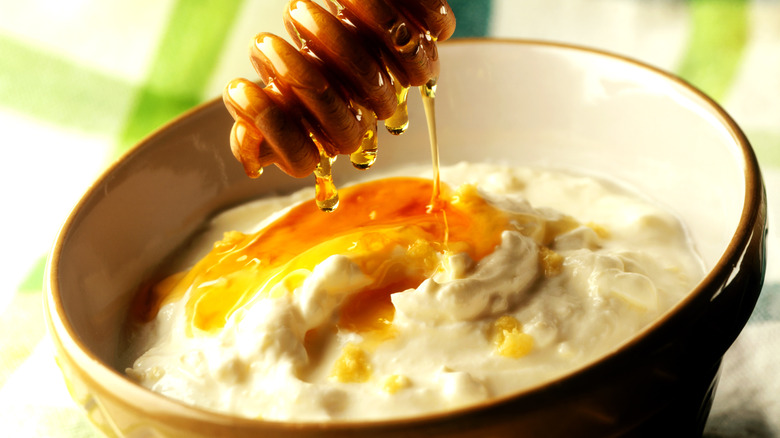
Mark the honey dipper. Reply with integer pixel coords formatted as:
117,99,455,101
223,0,455,209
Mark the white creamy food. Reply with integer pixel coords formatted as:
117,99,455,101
125,163,704,421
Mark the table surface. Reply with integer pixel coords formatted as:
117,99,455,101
1,1,778,436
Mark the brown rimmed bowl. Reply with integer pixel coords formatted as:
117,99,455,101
45,39,766,437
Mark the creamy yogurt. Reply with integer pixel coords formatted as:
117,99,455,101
125,162,704,421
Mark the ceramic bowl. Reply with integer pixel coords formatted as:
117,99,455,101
45,39,766,437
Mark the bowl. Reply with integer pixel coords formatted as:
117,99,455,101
45,39,766,437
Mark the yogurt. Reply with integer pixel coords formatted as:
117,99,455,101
124,162,704,421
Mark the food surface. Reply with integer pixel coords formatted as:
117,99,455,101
125,162,704,421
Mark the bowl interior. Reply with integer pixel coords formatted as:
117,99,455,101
52,40,749,390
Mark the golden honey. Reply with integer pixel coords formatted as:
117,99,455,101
134,177,511,335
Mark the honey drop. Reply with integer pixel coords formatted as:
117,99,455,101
314,150,339,212
384,79,410,135
349,118,379,170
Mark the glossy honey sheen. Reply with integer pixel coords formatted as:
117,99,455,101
133,177,510,335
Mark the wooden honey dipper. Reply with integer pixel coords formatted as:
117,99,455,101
223,0,455,210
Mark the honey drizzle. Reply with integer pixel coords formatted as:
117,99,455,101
135,178,511,334
420,78,442,211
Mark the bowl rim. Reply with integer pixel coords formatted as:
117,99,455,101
46,37,765,431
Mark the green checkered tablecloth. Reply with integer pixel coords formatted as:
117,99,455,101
1,1,778,436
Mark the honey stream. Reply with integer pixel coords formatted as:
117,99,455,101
420,78,442,209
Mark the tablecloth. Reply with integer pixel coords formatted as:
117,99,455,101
0,0,777,436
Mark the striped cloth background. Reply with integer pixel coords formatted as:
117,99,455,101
1,0,777,436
